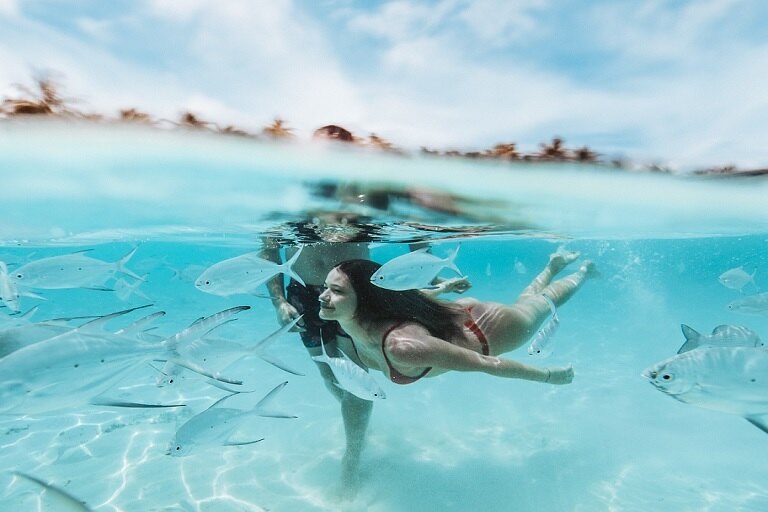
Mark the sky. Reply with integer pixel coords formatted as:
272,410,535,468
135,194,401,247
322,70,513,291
1,0,767,169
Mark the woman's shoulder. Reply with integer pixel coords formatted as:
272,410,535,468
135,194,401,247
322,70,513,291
381,320,432,342
454,297,481,309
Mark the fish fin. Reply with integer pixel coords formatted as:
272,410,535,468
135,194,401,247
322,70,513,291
89,397,185,408
282,246,306,286
166,357,244,385
17,305,39,320
115,246,144,281
19,290,46,300
680,324,700,339
224,438,264,446
445,244,462,275
745,415,768,434
166,306,250,349
114,311,166,337
77,304,154,333
204,379,255,394
252,314,304,351
253,381,297,418
12,471,92,511
677,324,701,353
337,348,368,371
711,325,735,335
258,352,306,376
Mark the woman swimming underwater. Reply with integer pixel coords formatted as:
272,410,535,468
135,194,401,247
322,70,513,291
317,252,597,385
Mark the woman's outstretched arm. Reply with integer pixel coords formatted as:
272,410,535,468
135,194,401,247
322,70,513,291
385,325,573,384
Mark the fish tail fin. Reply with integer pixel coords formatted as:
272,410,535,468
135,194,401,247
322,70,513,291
164,305,250,351
251,314,303,353
78,304,154,334
258,352,305,376
282,246,305,286
115,246,144,281
677,324,700,354
745,415,768,434
224,438,264,447
446,244,462,275
115,274,151,302
17,305,39,320
253,381,297,418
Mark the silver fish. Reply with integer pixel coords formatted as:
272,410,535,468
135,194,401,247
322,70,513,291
677,324,763,354
168,381,296,457
182,315,306,378
0,261,21,312
195,247,305,297
642,346,768,434
718,266,757,292
527,296,560,358
370,246,462,291
312,333,386,401
727,292,768,315
11,247,143,290
0,305,250,414
152,305,252,387
0,308,164,358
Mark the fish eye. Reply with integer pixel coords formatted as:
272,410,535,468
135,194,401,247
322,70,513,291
15,274,22,279
175,446,180,451
661,373,672,381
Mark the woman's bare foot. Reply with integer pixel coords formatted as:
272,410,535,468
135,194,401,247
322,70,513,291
579,260,599,278
548,250,581,274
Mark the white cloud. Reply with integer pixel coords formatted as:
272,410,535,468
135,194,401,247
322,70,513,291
75,17,116,42
346,0,457,41
142,0,367,134
590,0,747,64
1,0,767,167
456,0,546,46
0,0,18,18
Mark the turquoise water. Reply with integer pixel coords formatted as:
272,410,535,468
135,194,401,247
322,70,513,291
2,122,768,511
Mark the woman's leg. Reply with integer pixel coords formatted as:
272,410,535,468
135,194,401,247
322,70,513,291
308,335,373,500
516,250,580,302
483,260,596,355
339,394,373,498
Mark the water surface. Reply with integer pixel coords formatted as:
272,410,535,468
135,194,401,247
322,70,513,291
1,122,767,511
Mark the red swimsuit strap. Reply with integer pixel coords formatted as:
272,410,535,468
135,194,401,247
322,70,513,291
381,322,432,385
464,307,489,355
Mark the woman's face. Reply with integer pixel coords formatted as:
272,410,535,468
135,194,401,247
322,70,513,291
318,267,358,322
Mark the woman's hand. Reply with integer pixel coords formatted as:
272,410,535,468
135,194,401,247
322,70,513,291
546,364,574,385
275,300,305,331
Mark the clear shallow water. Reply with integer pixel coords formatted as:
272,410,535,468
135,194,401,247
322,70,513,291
1,122,768,511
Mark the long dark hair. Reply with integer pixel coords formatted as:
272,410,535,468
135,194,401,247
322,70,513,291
335,259,466,341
